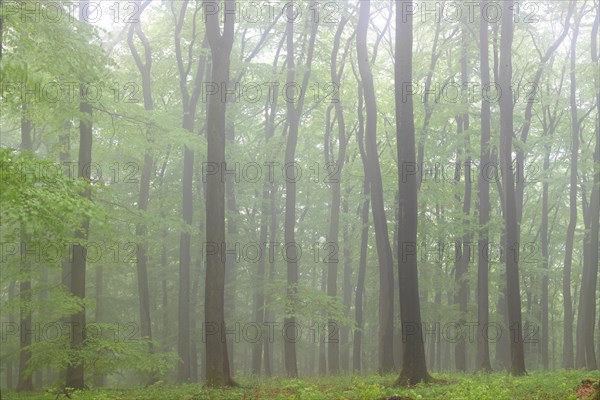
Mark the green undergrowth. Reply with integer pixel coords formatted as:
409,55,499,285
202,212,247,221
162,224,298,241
4,370,596,400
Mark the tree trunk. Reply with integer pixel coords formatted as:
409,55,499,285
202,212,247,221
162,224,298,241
204,0,234,386
263,181,278,377
340,192,352,372
477,1,492,372
585,4,599,370
499,0,526,375
325,14,349,374
353,82,369,373
65,5,93,386
173,1,209,381
394,0,430,385
562,14,582,370
127,2,155,363
454,23,471,372
357,0,395,374
225,147,238,374
282,4,317,378
17,111,33,392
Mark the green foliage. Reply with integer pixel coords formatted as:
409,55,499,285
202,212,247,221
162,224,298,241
2,371,594,399
0,148,99,239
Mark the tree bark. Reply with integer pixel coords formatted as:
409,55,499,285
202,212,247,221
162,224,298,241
394,0,430,385
454,22,470,372
499,0,526,376
585,3,599,370
325,14,349,374
562,12,582,370
357,0,395,374
65,4,93,387
353,82,369,373
16,109,33,392
477,1,492,372
203,0,235,386
173,1,209,381
127,0,155,362
282,4,318,378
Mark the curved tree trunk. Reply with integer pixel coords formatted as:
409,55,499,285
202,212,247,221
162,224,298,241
356,0,395,374
127,2,155,372
353,82,370,373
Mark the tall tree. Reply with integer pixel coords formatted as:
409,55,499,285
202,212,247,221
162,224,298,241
562,10,584,369
578,1,599,370
204,0,235,386
282,3,318,378
65,2,93,388
353,81,369,373
394,0,430,385
16,106,33,392
326,13,349,374
127,0,155,359
476,0,492,372
356,0,395,374
453,21,471,373
172,0,209,381
540,68,566,369
251,37,284,375
498,0,526,376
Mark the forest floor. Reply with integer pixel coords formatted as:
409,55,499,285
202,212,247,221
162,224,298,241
3,370,598,400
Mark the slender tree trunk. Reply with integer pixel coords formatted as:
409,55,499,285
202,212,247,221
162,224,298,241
353,82,369,373
225,147,238,374
325,14,349,374
190,256,202,382
127,3,155,363
499,0,526,375
263,181,278,377
477,1,492,371
357,0,395,374
319,264,327,375
282,4,317,378
65,5,93,386
562,15,582,370
6,281,15,389
454,23,471,372
541,139,551,370
340,192,352,372
173,2,209,380
16,111,33,392
251,46,282,375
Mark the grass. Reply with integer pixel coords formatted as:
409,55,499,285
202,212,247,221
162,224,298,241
3,370,597,400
